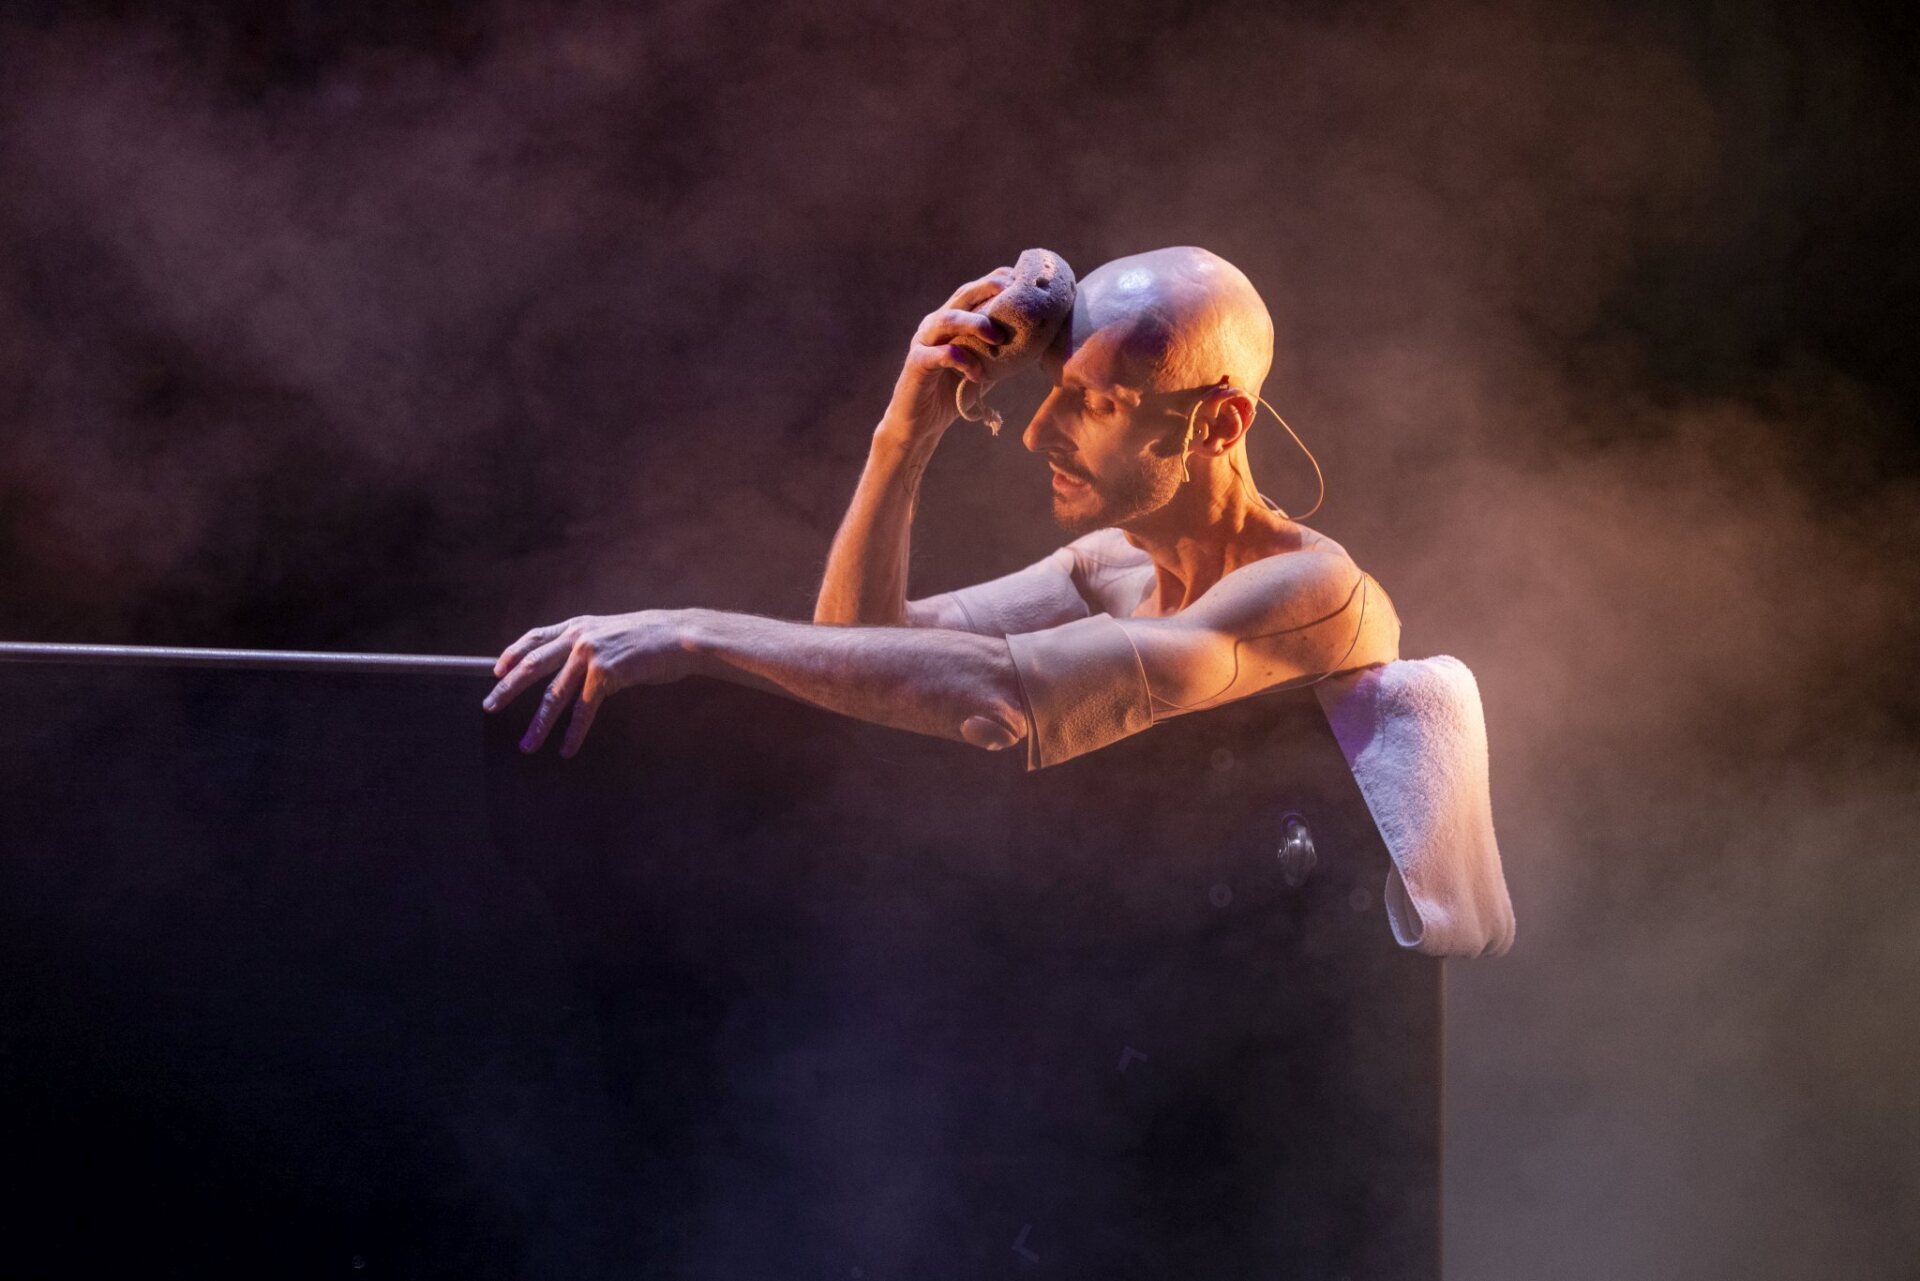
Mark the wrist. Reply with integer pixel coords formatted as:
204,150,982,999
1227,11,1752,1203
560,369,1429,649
872,418,945,461
675,607,718,678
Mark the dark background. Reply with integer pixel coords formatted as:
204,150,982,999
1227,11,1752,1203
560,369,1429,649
2,1,1916,1276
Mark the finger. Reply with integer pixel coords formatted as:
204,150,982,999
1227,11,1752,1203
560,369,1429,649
927,343,985,384
559,664,609,759
486,635,570,710
915,307,1008,350
494,625,559,678
906,341,983,389
945,266,1016,311
484,636,571,712
494,621,568,678
520,647,590,753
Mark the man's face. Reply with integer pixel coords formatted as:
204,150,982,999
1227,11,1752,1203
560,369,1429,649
1024,323,1198,537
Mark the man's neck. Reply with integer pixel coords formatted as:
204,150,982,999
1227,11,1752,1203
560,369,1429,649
1118,466,1294,615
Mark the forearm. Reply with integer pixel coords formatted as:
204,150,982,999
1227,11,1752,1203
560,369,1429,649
683,606,1025,750
813,426,943,626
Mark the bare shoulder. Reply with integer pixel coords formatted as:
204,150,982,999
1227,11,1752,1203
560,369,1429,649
1208,527,1402,667
1291,526,1396,614
1286,529,1403,666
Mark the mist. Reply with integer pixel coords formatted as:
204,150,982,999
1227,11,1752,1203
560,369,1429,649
2,0,1916,1275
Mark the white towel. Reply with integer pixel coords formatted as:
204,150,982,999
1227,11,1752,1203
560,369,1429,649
1313,655,1516,959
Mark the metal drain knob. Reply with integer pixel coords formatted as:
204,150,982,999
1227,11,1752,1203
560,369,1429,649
1276,813,1316,887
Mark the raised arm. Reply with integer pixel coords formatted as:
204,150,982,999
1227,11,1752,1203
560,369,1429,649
814,266,1014,627
814,428,943,628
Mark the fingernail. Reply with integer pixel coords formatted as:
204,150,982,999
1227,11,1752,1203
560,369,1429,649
482,695,496,711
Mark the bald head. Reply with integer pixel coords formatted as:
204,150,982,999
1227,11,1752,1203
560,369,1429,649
1072,246,1274,399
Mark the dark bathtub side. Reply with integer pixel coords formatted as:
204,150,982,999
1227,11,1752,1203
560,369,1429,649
0,653,1440,1280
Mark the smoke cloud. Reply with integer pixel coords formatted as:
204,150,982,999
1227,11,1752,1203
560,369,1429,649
2,0,1915,1275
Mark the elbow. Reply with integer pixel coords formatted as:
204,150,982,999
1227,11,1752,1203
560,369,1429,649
960,650,1030,753
960,707,1027,754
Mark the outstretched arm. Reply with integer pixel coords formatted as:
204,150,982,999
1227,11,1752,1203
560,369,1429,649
688,610,1029,751
483,551,1393,766
483,607,1030,759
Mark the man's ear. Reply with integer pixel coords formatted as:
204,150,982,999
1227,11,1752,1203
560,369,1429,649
1198,382,1256,454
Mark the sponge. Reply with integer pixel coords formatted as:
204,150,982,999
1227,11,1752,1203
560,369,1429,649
954,247,1077,389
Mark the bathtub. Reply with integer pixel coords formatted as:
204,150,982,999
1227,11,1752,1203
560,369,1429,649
0,642,1440,1279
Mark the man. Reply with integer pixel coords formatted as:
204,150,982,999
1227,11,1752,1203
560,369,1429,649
483,246,1400,767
